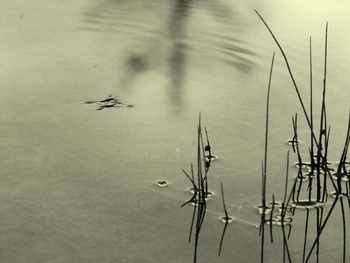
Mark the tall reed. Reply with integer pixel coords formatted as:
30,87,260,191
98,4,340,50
181,115,210,263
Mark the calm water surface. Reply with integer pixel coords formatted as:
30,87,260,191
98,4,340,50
1,0,350,262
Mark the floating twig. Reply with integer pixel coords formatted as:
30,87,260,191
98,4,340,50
85,94,133,110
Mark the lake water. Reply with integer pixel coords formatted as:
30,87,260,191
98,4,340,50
1,0,350,262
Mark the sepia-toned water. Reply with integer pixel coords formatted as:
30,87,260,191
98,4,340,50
1,0,350,262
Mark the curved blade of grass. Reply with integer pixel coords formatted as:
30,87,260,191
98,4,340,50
255,10,315,144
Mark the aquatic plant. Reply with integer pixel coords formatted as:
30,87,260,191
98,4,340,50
178,11,350,263
256,9,350,263
258,51,275,263
254,11,337,194
181,115,209,263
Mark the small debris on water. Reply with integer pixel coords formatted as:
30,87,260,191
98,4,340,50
156,180,169,187
84,94,133,110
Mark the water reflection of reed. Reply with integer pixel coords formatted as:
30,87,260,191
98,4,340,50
83,1,257,107
167,0,192,106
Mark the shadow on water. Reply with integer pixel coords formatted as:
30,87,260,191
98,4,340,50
82,0,256,109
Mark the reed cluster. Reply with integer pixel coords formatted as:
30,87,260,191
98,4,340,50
180,11,350,263
181,115,215,263
256,10,350,263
